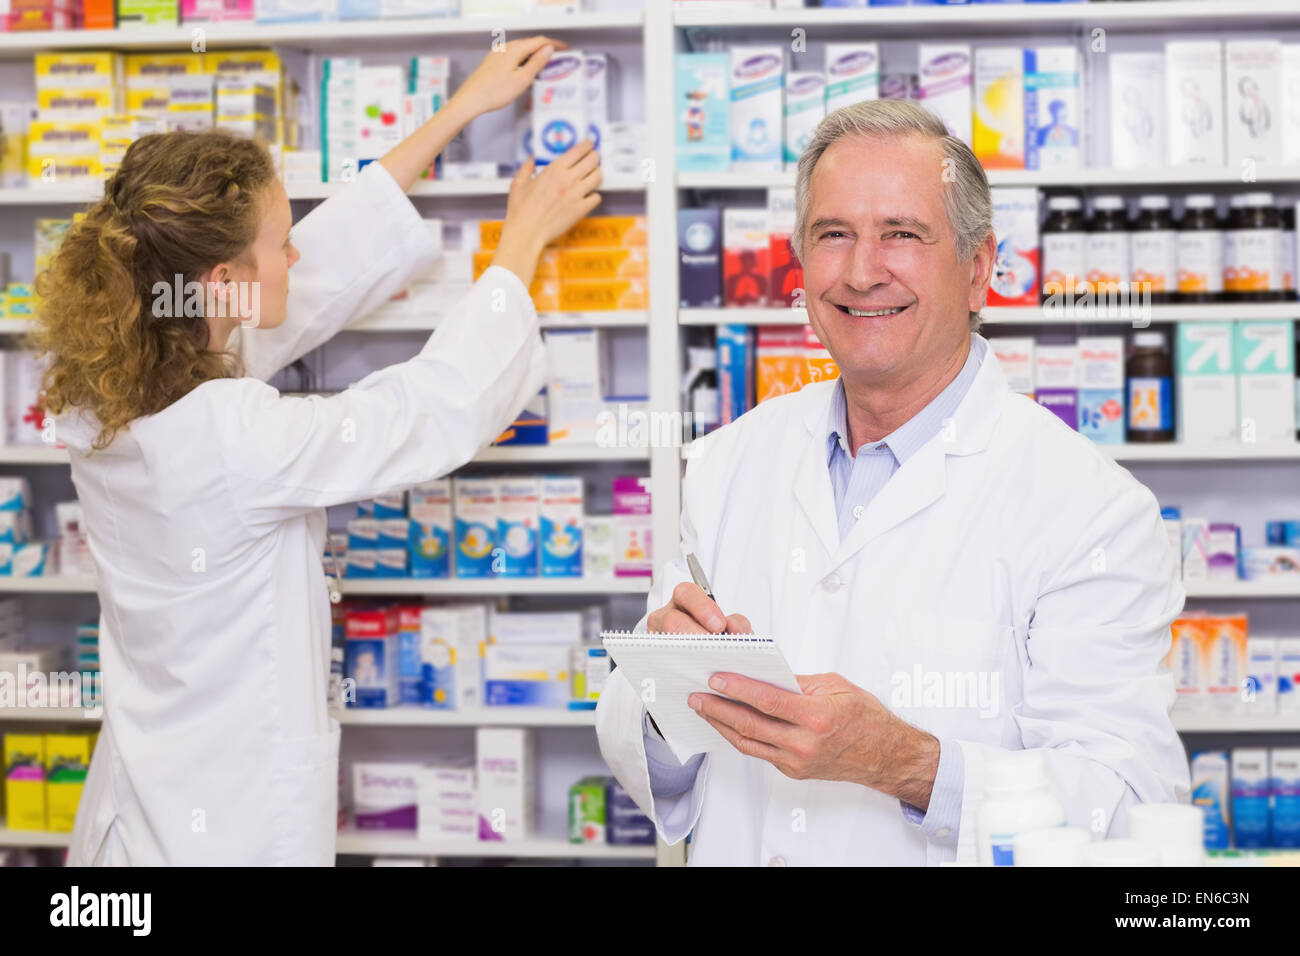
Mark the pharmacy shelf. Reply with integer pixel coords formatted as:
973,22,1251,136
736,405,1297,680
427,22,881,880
347,310,649,331
0,185,103,206
290,175,646,200
0,176,646,208
0,706,595,726
1105,443,1300,463
0,438,648,465
680,439,1300,465
470,443,648,463
673,0,1300,34
0,11,645,59
336,706,595,727
0,576,96,593
0,575,651,596
338,576,649,596
1173,714,1300,733
1184,580,1300,599
0,445,70,464
0,823,70,848
0,707,100,722
334,814,654,859
678,166,1300,192
678,305,1300,327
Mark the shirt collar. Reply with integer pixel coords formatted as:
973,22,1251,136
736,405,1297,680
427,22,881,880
827,335,987,465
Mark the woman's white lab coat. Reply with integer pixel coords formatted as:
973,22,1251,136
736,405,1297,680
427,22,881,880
61,162,547,865
596,339,1191,866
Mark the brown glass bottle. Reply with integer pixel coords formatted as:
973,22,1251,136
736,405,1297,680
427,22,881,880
1176,194,1223,304
1126,331,1175,443
1225,192,1282,303
1131,195,1176,304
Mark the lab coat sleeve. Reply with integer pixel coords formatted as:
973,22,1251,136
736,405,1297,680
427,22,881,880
595,457,715,846
218,265,547,524
951,472,1190,864
230,161,439,382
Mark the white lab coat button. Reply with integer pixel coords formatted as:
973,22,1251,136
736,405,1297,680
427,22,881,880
767,855,787,867
822,573,841,593
852,505,865,520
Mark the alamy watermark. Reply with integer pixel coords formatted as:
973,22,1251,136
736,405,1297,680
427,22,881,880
0,664,103,718
151,275,261,328
890,665,1000,718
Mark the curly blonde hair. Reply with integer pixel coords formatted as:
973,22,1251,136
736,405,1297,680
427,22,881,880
32,130,276,450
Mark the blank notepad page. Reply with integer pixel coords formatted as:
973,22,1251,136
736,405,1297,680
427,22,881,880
601,630,802,763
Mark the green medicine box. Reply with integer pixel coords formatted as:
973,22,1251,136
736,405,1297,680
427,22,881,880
568,775,607,845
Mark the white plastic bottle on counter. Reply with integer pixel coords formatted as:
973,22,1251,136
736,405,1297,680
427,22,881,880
976,750,1067,866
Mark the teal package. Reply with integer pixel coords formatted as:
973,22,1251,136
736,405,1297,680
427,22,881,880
675,53,731,173
1191,751,1230,850
1078,389,1125,443
408,522,450,578
1274,751,1300,848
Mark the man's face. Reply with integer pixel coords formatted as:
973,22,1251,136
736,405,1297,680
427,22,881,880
800,133,992,389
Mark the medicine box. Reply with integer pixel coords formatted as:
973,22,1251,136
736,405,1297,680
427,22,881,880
1191,751,1230,850
539,476,584,578
679,208,722,308
988,188,1039,306
345,607,400,708
1077,337,1126,444
729,46,783,171
825,43,879,114
1177,323,1237,442
613,476,652,578
3,734,46,831
988,337,1035,396
476,728,534,842
1108,53,1165,169
675,52,730,173
1231,748,1271,848
453,477,498,578
532,50,585,166
569,775,607,844
1273,748,1300,848
45,732,94,832
1225,41,1283,166
1165,41,1225,166
1023,47,1081,170
353,762,421,830
496,477,539,578
973,47,1024,169
544,329,602,445
723,207,769,307
918,44,972,146
1034,344,1078,430
1278,637,1300,714
783,71,825,166
1234,321,1296,443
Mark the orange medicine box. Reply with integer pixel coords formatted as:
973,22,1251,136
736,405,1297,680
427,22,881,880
562,216,647,248
558,278,647,311
530,278,560,312
472,249,559,282
558,247,648,280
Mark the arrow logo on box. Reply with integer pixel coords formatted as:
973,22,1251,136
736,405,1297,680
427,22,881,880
1186,331,1232,373
1242,327,1288,373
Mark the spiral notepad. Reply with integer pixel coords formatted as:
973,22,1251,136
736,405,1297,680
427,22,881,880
601,630,801,763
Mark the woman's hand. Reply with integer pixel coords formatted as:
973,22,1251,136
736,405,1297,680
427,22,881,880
491,140,602,289
449,35,566,120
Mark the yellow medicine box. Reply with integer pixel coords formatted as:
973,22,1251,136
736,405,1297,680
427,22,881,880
35,52,122,90
28,121,103,156
3,733,47,831
562,216,648,248
45,733,94,833
126,88,171,114
26,155,104,184
124,53,202,88
558,247,648,280
559,278,648,311
37,87,116,117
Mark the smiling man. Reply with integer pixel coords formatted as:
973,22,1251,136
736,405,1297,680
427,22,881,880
596,100,1190,866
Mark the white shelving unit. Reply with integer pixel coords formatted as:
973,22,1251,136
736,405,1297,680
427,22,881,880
0,706,597,727
679,304,1300,326
3,0,1300,867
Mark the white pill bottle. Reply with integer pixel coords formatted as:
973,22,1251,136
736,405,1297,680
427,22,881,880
976,750,1067,866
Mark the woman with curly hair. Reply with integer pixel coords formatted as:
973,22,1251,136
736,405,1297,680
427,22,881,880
32,36,601,865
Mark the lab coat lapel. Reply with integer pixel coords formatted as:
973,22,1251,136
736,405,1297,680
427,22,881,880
791,384,841,564
824,337,1009,575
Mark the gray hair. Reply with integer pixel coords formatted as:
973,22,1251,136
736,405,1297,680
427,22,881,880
792,99,993,332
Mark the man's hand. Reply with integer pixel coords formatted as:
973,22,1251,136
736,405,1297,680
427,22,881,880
687,672,941,810
647,581,751,635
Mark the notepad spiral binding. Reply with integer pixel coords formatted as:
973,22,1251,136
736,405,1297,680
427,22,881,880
601,629,774,647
